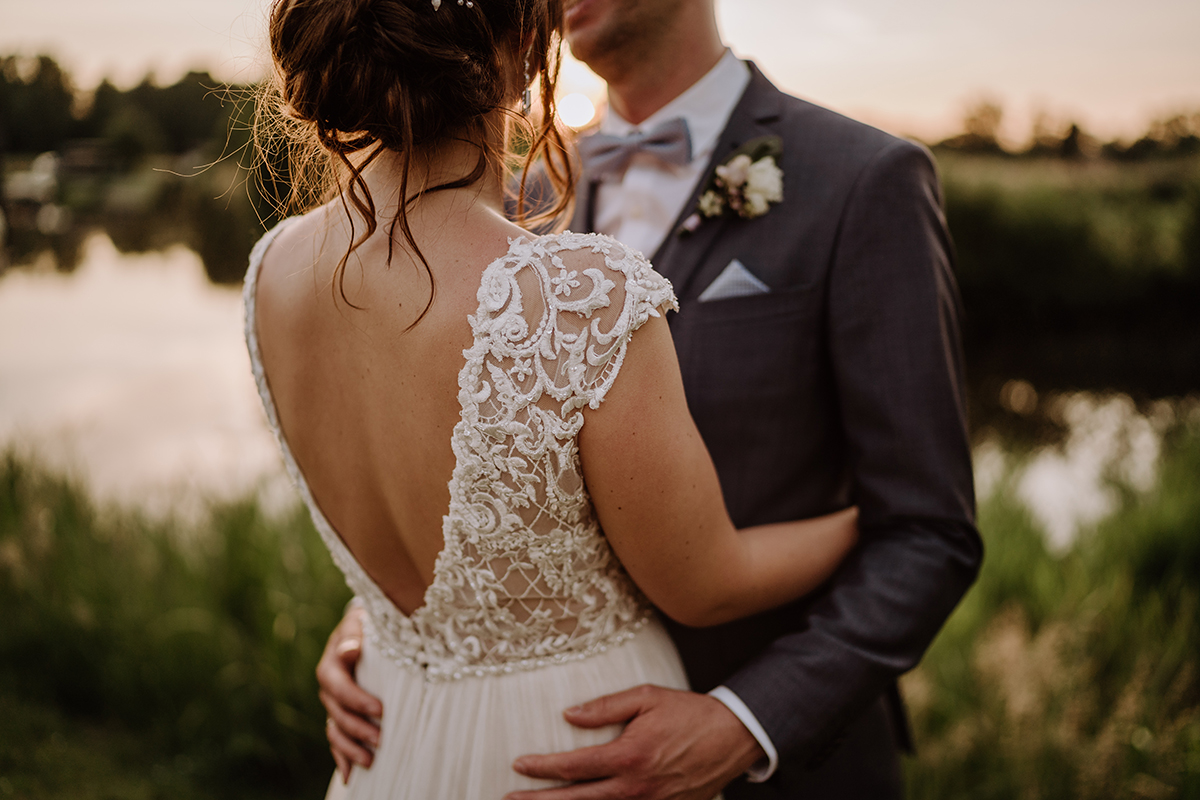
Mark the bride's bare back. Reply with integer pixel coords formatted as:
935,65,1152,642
253,193,528,613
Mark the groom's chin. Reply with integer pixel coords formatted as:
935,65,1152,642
564,0,605,41
564,0,623,69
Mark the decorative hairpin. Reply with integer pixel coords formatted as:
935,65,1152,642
431,0,474,8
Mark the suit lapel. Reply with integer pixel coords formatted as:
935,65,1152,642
650,62,784,301
572,62,784,301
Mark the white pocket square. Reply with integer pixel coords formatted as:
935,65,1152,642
697,259,771,302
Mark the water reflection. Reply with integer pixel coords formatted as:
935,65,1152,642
0,227,1191,541
0,232,286,516
977,393,1182,550
2,155,278,284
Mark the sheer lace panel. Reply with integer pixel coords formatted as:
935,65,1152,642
246,227,677,679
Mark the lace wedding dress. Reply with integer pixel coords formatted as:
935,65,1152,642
245,220,692,798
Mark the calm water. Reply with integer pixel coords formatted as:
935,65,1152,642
0,233,1172,543
0,232,286,515
973,392,1171,551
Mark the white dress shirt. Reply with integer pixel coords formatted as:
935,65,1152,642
591,51,779,782
593,49,750,260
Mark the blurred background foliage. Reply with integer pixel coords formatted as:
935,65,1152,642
3,56,1199,405
903,417,1200,799
0,453,350,798
2,56,1199,798
3,420,1196,799
0,54,280,286
944,151,1200,432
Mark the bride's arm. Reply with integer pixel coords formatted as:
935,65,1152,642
580,312,858,628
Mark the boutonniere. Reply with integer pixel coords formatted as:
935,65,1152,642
680,136,783,235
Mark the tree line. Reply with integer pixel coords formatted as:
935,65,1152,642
934,98,1200,160
2,54,1198,163
0,55,237,165
2,54,1198,414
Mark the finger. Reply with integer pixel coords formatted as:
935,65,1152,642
317,657,384,719
504,778,626,800
337,605,366,637
335,637,362,661
562,684,658,728
332,749,351,785
327,717,375,769
512,739,626,782
320,690,382,747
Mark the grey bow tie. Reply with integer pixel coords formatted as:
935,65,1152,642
577,117,693,179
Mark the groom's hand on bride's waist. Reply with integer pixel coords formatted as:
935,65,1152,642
317,605,384,784
506,685,763,800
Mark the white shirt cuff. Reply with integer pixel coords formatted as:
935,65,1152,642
708,685,779,783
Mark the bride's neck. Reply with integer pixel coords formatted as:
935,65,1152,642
355,121,508,223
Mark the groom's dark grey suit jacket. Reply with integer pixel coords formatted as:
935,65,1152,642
569,64,981,798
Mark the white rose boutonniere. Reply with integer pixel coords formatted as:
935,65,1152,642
683,135,784,235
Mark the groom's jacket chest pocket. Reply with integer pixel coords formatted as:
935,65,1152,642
673,271,824,404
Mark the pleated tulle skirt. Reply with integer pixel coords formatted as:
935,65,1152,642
324,618,690,800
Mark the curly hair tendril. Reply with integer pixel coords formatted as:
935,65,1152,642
255,0,573,327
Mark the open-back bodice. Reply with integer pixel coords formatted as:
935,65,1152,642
244,220,677,680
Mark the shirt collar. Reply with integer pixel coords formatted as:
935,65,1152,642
599,50,751,157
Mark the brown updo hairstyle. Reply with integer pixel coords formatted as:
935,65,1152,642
256,0,572,321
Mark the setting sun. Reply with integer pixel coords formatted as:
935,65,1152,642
557,92,596,129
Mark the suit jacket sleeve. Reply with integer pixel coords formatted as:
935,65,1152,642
722,138,983,764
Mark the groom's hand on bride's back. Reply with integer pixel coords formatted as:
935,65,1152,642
506,685,762,800
317,606,384,784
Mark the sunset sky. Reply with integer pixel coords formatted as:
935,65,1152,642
2,0,1198,144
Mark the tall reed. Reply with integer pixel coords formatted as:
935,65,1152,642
904,422,1200,799
0,453,350,795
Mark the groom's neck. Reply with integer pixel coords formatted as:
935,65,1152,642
597,10,725,125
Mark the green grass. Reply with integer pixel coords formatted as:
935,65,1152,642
0,453,350,798
932,155,1200,429
904,421,1200,799
2,422,1199,798
0,692,239,800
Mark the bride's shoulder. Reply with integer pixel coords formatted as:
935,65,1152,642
247,207,328,281
520,231,674,300
497,232,677,337
533,230,648,268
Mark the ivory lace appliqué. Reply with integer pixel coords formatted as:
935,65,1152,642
245,227,678,680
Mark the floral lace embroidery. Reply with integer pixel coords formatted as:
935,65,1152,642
245,226,678,680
